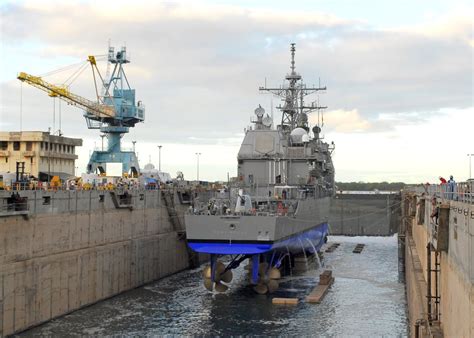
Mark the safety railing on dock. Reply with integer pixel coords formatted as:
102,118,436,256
406,181,473,204
0,200,29,216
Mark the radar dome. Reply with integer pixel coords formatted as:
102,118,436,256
254,105,265,118
290,127,308,144
262,116,273,127
143,163,155,170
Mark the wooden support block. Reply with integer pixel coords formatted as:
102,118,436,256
325,243,340,253
272,297,299,305
307,277,335,303
319,270,333,285
353,244,365,253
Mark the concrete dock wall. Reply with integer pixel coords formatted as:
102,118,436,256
402,192,474,337
329,193,400,236
0,189,190,336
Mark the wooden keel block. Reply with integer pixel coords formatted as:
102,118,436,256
307,277,335,303
272,297,299,305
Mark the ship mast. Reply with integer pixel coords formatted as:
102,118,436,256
259,43,327,133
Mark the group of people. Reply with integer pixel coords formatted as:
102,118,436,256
428,175,456,224
439,175,457,200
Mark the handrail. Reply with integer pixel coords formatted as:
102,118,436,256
405,181,473,204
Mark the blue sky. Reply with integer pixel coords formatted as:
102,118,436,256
1,0,473,182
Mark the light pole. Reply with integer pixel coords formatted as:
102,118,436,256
158,145,162,171
195,152,201,181
468,154,474,179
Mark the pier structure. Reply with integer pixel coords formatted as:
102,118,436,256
401,182,473,337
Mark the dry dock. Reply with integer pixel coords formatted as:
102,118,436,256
19,235,407,336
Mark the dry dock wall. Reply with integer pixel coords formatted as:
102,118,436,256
329,193,400,236
0,189,190,336
403,193,474,337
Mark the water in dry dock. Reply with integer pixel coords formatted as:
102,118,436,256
21,235,407,336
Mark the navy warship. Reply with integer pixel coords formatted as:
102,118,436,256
185,44,335,293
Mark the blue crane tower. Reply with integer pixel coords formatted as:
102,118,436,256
18,46,145,177
85,46,144,176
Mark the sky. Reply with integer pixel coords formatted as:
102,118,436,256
0,0,473,183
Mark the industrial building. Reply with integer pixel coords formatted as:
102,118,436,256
0,131,82,180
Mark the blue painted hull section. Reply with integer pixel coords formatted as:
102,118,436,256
188,223,328,255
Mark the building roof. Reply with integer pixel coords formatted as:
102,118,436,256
0,131,82,146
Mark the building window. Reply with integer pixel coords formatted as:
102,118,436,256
5,157,7,163
49,143,53,151
13,141,20,151
0,141,7,150
30,157,33,165
26,142,32,151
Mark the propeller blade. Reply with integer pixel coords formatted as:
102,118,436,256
215,282,229,293
221,270,233,283
267,279,279,293
203,266,212,279
269,267,281,280
203,278,213,291
253,283,268,295
216,261,225,274
258,262,269,276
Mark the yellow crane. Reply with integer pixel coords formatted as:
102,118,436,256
17,56,115,119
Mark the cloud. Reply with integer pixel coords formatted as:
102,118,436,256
1,1,472,147
310,109,372,133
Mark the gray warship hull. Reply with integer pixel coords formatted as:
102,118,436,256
185,197,330,255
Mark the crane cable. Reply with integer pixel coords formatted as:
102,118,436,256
63,61,89,86
38,55,107,86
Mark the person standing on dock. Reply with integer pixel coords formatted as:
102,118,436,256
448,175,456,200
439,176,447,199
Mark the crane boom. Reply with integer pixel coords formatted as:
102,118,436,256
17,72,115,118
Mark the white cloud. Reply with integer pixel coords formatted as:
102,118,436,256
312,109,372,133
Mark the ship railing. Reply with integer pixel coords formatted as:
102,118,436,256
405,181,473,204
189,197,299,217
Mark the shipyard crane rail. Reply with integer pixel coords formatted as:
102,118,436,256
17,71,115,119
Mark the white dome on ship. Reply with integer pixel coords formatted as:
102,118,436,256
143,163,155,170
290,127,308,144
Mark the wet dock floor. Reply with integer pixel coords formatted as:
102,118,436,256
20,235,407,336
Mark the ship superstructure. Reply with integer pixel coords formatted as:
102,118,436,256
185,44,335,294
